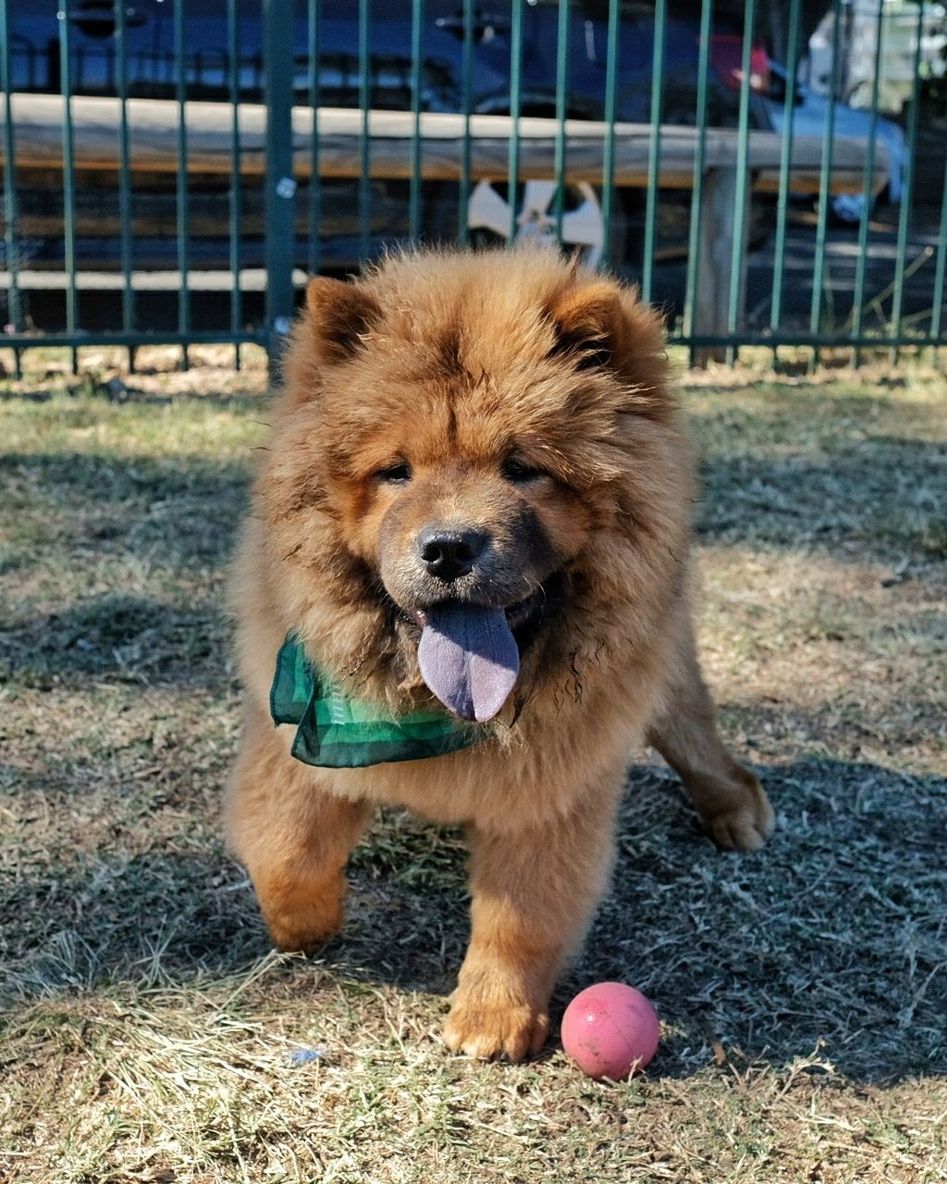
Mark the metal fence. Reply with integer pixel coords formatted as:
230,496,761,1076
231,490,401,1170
1,0,945,374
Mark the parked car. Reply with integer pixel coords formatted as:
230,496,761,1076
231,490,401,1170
5,0,773,285
764,60,907,222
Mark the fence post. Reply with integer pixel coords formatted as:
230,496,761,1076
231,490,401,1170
264,0,297,382
693,167,749,366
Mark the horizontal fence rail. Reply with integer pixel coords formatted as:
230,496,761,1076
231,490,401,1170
0,0,944,376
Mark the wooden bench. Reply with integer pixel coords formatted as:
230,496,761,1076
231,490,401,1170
2,93,888,343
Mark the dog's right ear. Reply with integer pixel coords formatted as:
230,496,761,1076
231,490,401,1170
304,277,382,363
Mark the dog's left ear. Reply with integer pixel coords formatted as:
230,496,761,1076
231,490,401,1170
549,282,626,371
549,280,665,376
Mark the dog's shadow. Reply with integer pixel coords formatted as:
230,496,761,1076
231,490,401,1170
2,757,943,1085
326,757,946,1084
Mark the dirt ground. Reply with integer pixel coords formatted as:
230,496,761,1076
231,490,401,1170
1,347,945,1183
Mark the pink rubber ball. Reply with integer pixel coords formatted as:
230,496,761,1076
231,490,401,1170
561,982,660,1080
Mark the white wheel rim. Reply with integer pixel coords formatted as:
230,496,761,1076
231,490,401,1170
468,178,605,269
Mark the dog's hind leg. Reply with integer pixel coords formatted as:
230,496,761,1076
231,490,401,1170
226,702,371,952
647,617,774,851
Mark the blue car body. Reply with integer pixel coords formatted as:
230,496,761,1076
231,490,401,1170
764,61,906,218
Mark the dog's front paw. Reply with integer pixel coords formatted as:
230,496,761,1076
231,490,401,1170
264,903,343,954
443,992,550,1061
258,871,347,954
702,773,775,851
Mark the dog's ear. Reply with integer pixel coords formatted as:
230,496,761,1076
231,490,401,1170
549,279,672,420
305,277,382,363
550,280,666,373
549,282,630,371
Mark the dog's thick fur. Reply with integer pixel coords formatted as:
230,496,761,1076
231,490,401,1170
227,246,773,1061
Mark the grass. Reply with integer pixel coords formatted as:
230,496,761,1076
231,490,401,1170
1,351,945,1183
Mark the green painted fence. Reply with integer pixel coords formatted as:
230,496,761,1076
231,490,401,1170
0,0,944,376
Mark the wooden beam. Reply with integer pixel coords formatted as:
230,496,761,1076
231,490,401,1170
1,93,887,196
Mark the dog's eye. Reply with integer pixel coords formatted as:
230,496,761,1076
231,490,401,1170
376,461,412,484
502,457,544,484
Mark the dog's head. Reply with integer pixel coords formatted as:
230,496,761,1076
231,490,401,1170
261,247,694,719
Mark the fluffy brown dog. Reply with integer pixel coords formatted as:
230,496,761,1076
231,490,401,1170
227,245,773,1061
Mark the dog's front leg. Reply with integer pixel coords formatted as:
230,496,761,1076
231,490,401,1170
444,778,622,1061
227,703,372,953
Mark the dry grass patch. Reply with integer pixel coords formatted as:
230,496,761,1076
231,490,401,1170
1,364,945,1183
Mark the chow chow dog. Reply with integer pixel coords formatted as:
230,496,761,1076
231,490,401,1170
227,245,773,1061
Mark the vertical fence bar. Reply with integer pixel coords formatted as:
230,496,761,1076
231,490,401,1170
682,0,713,354
58,0,79,373
307,0,321,278
600,0,620,268
553,0,570,244
228,0,243,369
930,152,947,343
174,0,190,370
0,0,23,377
725,0,757,362
850,0,886,362
809,0,844,364
507,0,524,242
641,0,666,305
458,0,474,245
358,0,372,261
889,1,925,359
769,0,803,348
264,0,296,375
114,0,135,371
408,0,423,242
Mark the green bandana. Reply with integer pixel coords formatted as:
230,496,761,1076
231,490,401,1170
269,635,482,768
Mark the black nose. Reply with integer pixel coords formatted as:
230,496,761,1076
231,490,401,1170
418,527,490,582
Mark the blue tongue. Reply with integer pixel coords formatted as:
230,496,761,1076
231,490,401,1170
417,603,520,722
